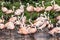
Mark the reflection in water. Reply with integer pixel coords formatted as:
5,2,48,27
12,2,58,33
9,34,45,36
0,30,60,40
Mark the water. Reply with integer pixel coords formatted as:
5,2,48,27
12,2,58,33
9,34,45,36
0,30,60,40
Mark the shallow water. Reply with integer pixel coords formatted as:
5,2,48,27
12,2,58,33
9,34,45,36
0,30,60,40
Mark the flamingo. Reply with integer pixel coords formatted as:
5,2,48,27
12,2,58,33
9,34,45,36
53,4,60,11
51,0,60,12
19,5,24,13
34,7,44,12
48,27,60,36
33,13,48,28
1,7,8,13
34,13,45,22
5,21,15,37
34,1,45,12
45,6,53,11
28,20,37,33
39,1,45,12
26,3,34,12
34,3,41,12
14,9,21,15
9,15,17,23
14,5,24,15
0,15,5,32
18,20,29,34
1,2,8,13
5,10,13,14
1,2,15,14
5,6,15,14
5,22,15,29
17,12,29,34
48,19,60,36
28,19,37,33
18,26,29,34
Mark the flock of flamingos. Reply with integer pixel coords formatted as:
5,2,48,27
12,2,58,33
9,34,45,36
0,0,60,37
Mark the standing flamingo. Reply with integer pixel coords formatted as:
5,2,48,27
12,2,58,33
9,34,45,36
14,5,24,15
26,3,34,12
1,2,8,12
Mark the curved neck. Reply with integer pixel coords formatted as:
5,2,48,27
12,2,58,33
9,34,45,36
27,3,29,6
42,1,44,7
